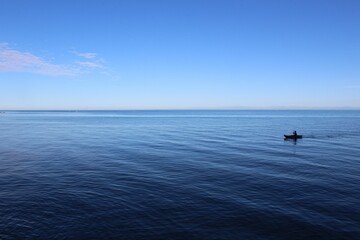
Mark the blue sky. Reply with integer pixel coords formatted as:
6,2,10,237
1,0,359,110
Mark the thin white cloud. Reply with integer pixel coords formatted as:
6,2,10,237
0,44,109,77
73,51,97,59
77,61,104,69
72,50,107,71
0,44,78,76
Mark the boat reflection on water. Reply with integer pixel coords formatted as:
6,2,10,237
284,136,301,145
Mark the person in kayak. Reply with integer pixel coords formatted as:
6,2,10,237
293,130,297,136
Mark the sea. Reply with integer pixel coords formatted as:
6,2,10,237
0,110,359,239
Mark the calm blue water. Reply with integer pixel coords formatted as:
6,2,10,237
0,110,359,239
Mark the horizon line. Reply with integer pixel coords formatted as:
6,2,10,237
1,107,360,111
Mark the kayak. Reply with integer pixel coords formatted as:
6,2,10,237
284,134,302,139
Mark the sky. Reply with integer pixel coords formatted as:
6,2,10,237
1,0,359,110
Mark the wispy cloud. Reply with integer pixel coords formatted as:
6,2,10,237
76,61,104,69
0,43,109,77
0,44,79,76
73,51,97,59
72,50,106,71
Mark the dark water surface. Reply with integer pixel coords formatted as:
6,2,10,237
0,110,359,239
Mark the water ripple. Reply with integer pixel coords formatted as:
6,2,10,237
1,110,360,239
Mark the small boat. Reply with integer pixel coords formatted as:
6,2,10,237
284,134,302,139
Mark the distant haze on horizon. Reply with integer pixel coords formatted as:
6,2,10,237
1,0,359,110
